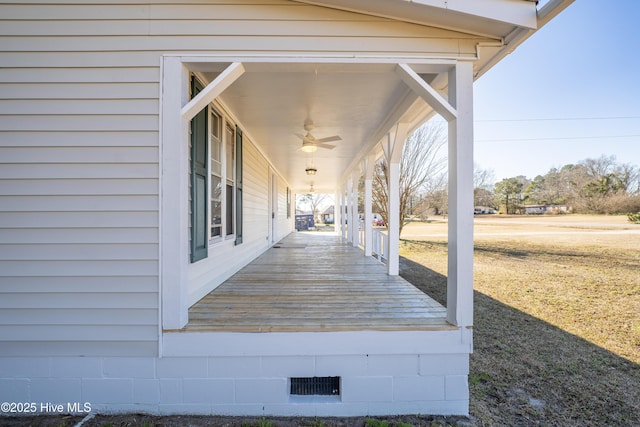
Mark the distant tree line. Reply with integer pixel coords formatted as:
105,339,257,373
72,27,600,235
487,155,640,214
367,122,639,232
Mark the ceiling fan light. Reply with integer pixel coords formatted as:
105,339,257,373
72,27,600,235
301,143,317,153
305,167,317,175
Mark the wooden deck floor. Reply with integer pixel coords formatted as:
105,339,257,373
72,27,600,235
182,232,452,332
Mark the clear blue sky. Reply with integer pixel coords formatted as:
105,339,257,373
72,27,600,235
473,0,640,182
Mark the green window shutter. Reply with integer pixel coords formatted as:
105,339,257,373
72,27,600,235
190,77,208,262
235,126,243,245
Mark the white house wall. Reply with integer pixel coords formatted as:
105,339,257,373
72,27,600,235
0,0,491,358
0,0,507,417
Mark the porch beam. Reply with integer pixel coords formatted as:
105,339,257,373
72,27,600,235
446,61,474,328
181,62,245,122
395,64,457,122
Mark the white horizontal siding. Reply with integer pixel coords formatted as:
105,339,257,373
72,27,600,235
0,228,157,244
0,18,480,39
0,244,158,260
0,211,158,228
0,164,159,179
1,35,472,56
0,83,159,99
0,0,488,357
0,195,158,211
0,147,157,163
0,179,158,196
276,175,291,242
0,293,156,309
0,308,157,325
242,135,270,239
0,67,159,83
0,260,157,276
0,276,158,293
0,115,158,131
0,131,159,147
0,99,158,115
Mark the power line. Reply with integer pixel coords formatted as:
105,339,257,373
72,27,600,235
476,134,640,143
475,116,640,123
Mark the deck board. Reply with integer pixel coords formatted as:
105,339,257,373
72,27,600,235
179,232,453,333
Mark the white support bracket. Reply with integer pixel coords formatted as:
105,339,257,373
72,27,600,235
181,62,245,121
395,64,457,122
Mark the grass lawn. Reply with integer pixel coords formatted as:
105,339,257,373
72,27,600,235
400,215,640,426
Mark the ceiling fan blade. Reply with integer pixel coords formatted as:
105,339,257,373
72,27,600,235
316,143,336,150
294,133,305,139
316,135,341,143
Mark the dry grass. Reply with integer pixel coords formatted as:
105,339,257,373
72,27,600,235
400,215,640,426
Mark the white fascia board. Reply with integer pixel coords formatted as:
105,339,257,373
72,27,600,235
474,0,575,79
293,0,537,33
410,0,537,29
537,0,576,28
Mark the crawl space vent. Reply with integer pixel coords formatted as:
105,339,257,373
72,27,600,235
290,376,340,396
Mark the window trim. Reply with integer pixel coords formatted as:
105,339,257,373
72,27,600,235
209,108,223,243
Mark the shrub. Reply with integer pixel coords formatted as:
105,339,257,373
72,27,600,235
628,212,640,224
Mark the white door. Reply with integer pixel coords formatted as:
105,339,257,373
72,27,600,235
269,171,278,244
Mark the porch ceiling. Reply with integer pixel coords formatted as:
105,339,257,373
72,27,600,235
188,0,575,195
203,62,439,194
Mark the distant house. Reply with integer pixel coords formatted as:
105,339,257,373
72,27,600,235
321,205,335,224
524,204,569,214
0,0,573,418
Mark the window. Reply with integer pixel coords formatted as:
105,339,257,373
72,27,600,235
189,76,243,263
210,111,222,239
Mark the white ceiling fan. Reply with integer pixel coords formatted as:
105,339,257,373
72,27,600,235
296,119,341,152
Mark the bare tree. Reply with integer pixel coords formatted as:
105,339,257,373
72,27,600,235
372,120,447,233
474,164,496,209
297,193,330,222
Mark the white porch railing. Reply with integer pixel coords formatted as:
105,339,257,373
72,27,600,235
356,220,387,264
371,227,388,264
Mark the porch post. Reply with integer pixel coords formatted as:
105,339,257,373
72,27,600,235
334,189,341,237
350,172,360,248
364,154,375,256
447,61,474,327
340,186,347,240
345,177,353,243
386,123,409,276
160,56,190,330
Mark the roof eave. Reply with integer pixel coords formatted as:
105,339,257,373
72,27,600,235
474,0,576,80
293,0,538,39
